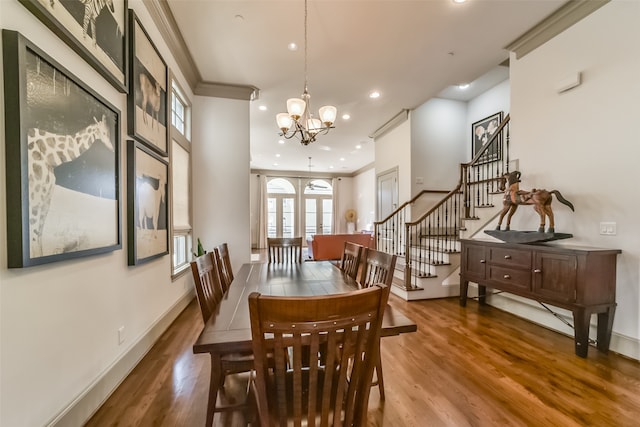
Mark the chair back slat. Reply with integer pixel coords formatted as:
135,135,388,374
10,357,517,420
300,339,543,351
215,243,234,291
267,237,303,263
249,285,389,427
190,253,224,322
359,249,397,288
340,241,364,280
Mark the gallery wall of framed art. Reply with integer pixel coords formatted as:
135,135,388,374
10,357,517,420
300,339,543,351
127,140,169,265
2,30,122,268
17,0,129,93
127,9,168,157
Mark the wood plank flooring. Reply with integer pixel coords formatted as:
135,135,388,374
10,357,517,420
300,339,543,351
86,278,640,426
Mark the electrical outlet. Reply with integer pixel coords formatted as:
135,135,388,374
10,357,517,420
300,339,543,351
118,326,125,345
599,222,616,235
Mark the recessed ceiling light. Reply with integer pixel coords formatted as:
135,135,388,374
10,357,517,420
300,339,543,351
273,162,279,166
340,157,345,161
329,165,334,169
453,0,466,4
342,114,351,120
288,42,298,51
278,140,285,144
258,105,267,111
458,83,470,90
355,145,362,149
369,91,380,99
275,154,280,157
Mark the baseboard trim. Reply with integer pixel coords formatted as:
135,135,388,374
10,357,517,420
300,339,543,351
48,290,195,427
484,289,639,361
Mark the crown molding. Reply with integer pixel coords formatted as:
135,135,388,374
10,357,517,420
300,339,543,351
505,0,610,59
369,109,409,140
144,0,258,100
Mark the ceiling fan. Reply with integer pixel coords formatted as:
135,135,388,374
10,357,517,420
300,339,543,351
306,157,330,190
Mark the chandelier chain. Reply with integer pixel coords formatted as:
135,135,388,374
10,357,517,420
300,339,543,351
304,0,308,93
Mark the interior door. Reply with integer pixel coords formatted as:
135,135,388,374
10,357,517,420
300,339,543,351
377,169,398,221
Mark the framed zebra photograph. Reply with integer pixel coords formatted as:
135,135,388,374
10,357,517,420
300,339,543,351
127,140,169,266
17,0,128,93
3,30,122,268
127,9,168,157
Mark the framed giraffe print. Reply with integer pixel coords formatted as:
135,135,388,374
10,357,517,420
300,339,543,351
3,30,122,268
127,10,168,157
127,140,169,265
16,0,128,93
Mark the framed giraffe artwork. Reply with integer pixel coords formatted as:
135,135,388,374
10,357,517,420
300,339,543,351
16,0,128,93
3,30,122,268
126,140,169,265
127,9,168,157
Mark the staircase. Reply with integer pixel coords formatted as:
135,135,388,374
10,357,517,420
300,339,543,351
375,115,511,300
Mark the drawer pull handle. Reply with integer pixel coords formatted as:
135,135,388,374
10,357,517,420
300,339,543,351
503,274,511,279
504,255,512,260
534,269,542,274
480,259,486,264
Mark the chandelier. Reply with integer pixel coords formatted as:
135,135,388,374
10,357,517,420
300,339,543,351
276,0,337,146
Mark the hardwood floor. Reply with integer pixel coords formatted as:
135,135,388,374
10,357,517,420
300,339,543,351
86,282,640,426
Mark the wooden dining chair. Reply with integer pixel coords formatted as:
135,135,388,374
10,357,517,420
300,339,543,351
248,285,389,427
340,241,364,280
358,248,397,400
215,243,234,291
190,252,253,425
267,237,303,263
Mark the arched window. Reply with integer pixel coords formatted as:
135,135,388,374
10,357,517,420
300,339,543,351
267,178,296,238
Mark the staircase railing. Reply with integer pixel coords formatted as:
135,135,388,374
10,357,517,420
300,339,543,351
376,114,511,290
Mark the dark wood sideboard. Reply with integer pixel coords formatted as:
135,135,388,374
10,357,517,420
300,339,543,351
459,239,621,358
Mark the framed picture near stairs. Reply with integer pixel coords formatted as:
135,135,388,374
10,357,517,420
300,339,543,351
3,30,122,268
472,111,503,164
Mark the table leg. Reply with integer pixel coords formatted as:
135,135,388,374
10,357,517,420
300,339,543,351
478,285,487,305
572,308,591,358
206,354,222,427
597,304,616,353
460,279,469,307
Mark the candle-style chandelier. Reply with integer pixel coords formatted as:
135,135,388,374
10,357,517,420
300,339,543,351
275,0,337,146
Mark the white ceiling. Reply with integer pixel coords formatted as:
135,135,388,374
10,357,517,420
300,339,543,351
167,0,567,174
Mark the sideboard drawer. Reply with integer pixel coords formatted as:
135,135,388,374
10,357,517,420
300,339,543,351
489,247,531,269
488,266,531,290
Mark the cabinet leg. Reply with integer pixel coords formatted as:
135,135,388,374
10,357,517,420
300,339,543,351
478,285,487,305
460,280,469,307
596,304,616,353
572,309,591,358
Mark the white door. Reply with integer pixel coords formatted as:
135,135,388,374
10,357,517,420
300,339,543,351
377,169,398,221
303,180,333,241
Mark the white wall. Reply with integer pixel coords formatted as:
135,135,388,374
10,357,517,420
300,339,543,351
375,118,412,213
0,1,246,425
411,98,468,193
334,176,354,234
500,0,639,359
353,167,376,232
192,96,251,269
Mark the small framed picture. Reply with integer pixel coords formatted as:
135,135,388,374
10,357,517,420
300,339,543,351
472,111,503,163
127,9,168,157
3,30,122,268
17,0,128,93
127,140,169,265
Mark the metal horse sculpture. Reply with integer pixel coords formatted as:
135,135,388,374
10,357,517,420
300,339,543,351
496,171,575,233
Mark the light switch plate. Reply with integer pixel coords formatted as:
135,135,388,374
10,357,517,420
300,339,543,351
599,222,616,235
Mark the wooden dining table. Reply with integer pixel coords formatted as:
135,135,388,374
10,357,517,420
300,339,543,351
192,260,417,422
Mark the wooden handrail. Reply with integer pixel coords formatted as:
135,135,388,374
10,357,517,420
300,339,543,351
374,189,449,225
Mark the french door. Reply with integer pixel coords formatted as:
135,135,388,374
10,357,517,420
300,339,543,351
267,196,295,238
304,196,332,241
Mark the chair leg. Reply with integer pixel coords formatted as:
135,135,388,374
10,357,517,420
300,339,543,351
376,357,385,400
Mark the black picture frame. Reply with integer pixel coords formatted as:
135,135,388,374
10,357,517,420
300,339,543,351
127,9,168,157
472,111,503,163
127,140,169,265
3,30,122,268
17,0,128,93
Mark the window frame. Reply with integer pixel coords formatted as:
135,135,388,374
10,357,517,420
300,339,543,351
169,75,193,279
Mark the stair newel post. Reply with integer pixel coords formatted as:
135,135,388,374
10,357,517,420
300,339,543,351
463,163,471,219
404,222,412,290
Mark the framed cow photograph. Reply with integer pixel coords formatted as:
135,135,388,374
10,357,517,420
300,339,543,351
3,30,121,268
127,140,168,265
17,0,128,93
127,9,168,157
